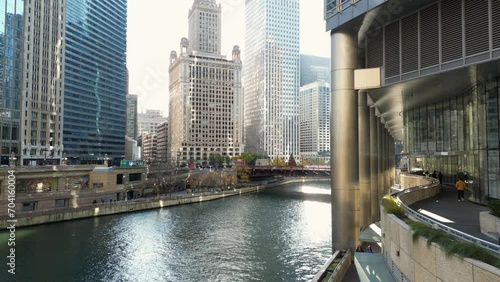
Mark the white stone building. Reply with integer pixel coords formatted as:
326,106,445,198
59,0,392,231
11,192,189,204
168,0,243,164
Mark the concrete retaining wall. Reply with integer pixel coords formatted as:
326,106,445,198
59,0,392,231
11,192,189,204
382,209,500,282
382,174,500,281
480,211,500,240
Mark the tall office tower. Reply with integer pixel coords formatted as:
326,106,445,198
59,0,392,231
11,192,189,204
0,0,24,165
244,0,300,160
126,94,138,140
137,109,167,137
299,81,330,163
300,54,331,87
188,0,221,54
156,121,168,162
169,0,243,164
141,132,157,163
21,0,66,165
63,0,127,164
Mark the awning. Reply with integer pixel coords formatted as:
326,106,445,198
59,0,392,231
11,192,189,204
354,253,395,282
359,222,382,243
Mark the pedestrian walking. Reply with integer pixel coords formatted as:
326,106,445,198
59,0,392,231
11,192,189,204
438,171,443,184
456,177,466,201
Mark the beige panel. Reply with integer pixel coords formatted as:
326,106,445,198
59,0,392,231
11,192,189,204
355,68,382,90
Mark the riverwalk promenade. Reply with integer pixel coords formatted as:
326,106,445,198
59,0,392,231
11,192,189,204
0,177,330,229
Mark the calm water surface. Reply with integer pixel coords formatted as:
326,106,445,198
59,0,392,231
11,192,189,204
0,182,332,282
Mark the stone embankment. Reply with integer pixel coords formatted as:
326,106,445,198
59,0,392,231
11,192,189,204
0,177,329,228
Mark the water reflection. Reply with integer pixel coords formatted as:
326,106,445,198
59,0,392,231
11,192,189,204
0,182,332,282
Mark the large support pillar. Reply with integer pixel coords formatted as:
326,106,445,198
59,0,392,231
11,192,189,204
387,132,393,187
369,107,379,221
331,30,359,252
383,129,388,195
377,118,384,205
358,91,371,230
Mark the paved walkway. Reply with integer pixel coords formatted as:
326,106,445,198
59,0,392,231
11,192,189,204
343,183,496,282
409,183,495,243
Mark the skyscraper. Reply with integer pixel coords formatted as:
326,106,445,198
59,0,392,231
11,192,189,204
21,0,65,165
244,0,300,160
126,94,138,140
299,81,330,163
63,0,127,164
188,0,221,54
137,109,167,137
169,0,243,164
300,54,331,86
0,0,24,165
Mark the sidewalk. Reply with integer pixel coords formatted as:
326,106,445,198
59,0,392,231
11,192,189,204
409,183,495,243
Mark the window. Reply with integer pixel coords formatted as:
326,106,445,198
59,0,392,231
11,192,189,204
55,199,68,208
22,202,37,211
116,174,123,184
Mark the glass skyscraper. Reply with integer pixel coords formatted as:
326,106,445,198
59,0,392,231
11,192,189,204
63,0,127,163
244,0,300,160
0,0,23,164
300,54,331,87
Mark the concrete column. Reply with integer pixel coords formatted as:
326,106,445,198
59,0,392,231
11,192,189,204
377,118,384,206
331,30,359,252
369,107,379,221
383,129,388,195
358,91,370,230
387,132,392,187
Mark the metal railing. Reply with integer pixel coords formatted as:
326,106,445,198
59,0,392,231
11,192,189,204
393,182,500,256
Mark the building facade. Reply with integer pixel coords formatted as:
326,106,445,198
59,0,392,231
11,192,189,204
21,0,66,165
188,0,221,55
137,109,167,136
63,0,127,163
126,94,138,140
141,132,157,163
156,121,168,162
244,0,300,160
299,81,330,163
325,0,500,255
0,0,24,165
168,0,243,164
300,54,331,87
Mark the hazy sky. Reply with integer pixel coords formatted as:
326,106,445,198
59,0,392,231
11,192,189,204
127,0,330,116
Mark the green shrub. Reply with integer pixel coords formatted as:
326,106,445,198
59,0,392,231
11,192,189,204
408,221,500,268
488,200,500,218
381,196,406,218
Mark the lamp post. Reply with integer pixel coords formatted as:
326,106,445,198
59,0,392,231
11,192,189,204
9,152,17,167
61,153,68,166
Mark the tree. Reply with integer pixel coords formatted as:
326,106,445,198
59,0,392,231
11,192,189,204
288,153,297,167
272,156,286,167
235,165,250,183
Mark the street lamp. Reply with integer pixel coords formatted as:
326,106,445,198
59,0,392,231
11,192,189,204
61,153,68,166
9,152,17,167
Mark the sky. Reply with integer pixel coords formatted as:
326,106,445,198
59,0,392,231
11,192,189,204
127,0,330,117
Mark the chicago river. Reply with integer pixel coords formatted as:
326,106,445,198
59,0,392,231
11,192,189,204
0,181,331,281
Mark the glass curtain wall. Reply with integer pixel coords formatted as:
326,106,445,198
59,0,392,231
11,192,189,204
403,77,500,203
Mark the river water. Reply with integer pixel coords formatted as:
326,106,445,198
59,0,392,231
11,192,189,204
0,181,332,282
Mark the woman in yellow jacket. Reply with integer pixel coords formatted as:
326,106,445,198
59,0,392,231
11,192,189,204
456,177,466,201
